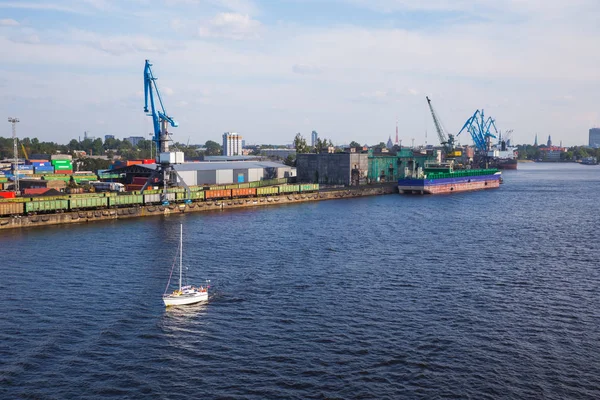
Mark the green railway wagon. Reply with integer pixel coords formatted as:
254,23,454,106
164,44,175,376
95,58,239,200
189,186,204,192
110,194,143,207
190,191,205,200
257,186,279,196
70,196,108,209
25,199,69,213
225,184,239,190
299,184,319,192
209,185,226,190
175,192,188,200
278,184,299,194
249,181,259,188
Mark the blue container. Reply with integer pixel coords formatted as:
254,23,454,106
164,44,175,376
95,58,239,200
32,162,50,167
16,165,34,170
34,166,55,172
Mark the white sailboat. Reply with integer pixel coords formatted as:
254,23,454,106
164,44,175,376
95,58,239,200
163,224,209,307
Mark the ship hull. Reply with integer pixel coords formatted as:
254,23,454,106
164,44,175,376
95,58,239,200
398,173,501,195
494,159,518,170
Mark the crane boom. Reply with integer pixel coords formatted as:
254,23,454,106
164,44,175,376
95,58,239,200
426,96,446,147
426,96,457,154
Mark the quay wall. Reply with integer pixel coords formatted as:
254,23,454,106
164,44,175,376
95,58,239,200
0,185,396,231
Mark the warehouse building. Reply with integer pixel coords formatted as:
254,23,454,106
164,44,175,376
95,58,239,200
111,161,296,186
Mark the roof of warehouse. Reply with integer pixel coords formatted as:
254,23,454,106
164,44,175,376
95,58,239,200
132,161,294,172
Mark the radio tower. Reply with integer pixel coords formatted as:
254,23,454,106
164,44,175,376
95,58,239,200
395,119,399,146
8,117,20,193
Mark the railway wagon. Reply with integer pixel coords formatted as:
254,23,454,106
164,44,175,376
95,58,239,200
143,193,176,204
110,194,143,207
256,186,279,196
205,189,232,200
25,199,69,213
189,191,205,201
299,184,319,192
69,197,109,210
0,202,25,216
231,188,256,198
278,184,300,194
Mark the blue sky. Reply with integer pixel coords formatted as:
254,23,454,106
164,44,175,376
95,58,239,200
1,0,599,146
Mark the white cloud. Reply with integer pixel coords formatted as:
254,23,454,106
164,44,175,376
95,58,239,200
198,13,262,40
9,33,41,44
292,64,322,75
0,18,19,26
0,2,84,14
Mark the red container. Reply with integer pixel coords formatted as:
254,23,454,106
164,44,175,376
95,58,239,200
54,170,73,175
23,188,51,195
231,188,256,198
126,160,143,166
0,191,16,199
142,159,155,164
125,184,144,192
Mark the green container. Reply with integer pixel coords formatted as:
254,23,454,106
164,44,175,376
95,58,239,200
257,186,279,196
111,194,143,206
25,199,69,213
70,197,108,209
278,184,299,194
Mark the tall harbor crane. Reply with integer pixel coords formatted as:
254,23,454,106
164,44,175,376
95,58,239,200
457,109,498,152
426,96,461,157
141,60,190,203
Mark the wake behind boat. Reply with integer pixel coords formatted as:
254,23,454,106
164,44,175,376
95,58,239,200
163,224,209,307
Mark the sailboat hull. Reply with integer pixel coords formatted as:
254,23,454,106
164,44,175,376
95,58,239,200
163,291,208,307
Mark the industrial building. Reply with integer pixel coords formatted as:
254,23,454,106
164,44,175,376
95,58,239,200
222,132,243,156
589,128,600,148
296,153,368,185
297,149,436,186
112,161,296,186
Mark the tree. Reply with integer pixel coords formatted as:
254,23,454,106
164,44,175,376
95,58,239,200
283,154,296,167
293,133,309,154
205,140,222,156
349,141,361,148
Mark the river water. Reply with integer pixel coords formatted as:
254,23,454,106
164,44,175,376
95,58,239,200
1,162,599,399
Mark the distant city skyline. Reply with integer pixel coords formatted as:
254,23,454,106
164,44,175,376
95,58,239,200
1,1,598,147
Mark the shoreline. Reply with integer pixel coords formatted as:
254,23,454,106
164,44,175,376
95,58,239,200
0,184,397,231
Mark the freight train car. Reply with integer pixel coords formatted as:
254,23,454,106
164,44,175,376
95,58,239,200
25,199,69,214
0,202,24,216
69,196,109,210
205,189,232,200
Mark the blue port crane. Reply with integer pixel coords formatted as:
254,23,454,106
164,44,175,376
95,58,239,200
141,60,191,203
144,59,178,156
457,109,498,152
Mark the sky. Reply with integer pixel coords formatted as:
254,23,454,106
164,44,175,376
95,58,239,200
0,0,599,147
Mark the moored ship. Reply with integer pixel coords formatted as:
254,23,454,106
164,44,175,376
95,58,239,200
398,161,501,195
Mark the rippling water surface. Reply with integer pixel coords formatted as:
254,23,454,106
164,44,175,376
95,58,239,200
1,163,599,399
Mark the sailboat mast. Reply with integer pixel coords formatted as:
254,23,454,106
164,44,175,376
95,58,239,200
179,224,183,290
